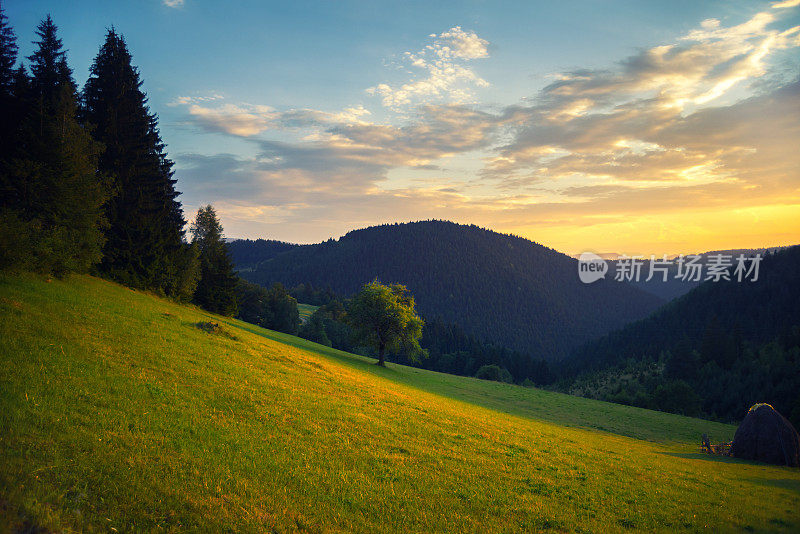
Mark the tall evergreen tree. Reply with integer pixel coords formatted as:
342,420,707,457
0,4,16,94
83,29,193,296
1,15,109,274
191,205,238,316
0,3,19,191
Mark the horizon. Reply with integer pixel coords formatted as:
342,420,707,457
5,0,800,256
225,217,800,258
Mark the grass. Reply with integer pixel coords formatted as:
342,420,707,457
297,303,319,323
1,274,798,533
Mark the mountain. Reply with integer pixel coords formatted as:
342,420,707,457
562,245,800,424
236,220,664,360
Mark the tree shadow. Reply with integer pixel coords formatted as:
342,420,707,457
742,477,800,495
218,314,734,444
216,316,398,376
660,452,800,486
658,451,748,465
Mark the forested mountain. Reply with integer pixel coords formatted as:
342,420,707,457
561,246,800,425
237,220,664,360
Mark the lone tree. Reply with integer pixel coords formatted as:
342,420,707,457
347,280,426,367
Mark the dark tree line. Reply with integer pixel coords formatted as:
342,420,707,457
236,279,300,335
1,15,110,275
560,246,800,427
0,11,238,317
408,317,552,385
83,28,197,298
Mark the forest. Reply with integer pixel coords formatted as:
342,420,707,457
293,290,553,386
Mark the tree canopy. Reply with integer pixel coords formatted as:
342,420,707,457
346,280,426,367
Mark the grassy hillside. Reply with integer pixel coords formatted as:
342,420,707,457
1,275,798,532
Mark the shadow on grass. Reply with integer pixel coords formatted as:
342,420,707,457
658,452,749,465
661,453,800,482
743,477,800,495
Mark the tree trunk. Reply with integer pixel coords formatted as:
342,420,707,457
377,342,386,367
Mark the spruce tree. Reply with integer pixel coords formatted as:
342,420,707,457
1,15,109,274
83,29,193,296
0,3,19,199
0,4,16,95
0,6,23,269
191,205,238,316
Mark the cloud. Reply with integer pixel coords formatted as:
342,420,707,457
485,5,800,190
366,26,490,110
163,0,184,7
177,104,499,199
186,103,276,136
773,0,800,8
434,26,490,59
168,94,223,106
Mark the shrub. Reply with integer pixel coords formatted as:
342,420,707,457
475,364,513,383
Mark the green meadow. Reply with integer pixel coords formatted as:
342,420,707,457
297,303,319,323
1,275,798,532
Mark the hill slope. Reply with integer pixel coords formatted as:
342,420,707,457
239,221,664,360
2,275,798,532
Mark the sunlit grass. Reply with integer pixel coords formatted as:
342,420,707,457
1,274,798,532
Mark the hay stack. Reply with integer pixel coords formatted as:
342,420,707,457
730,404,800,467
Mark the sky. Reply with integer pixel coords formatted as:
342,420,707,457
5,0,800,255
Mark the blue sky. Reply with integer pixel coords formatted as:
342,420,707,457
5,0,800,254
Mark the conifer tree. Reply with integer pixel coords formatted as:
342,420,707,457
0,4,17,95
0,3,19,194
1,15,109,274
0,6,23,269
191,205,238,316
83,29,194,296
